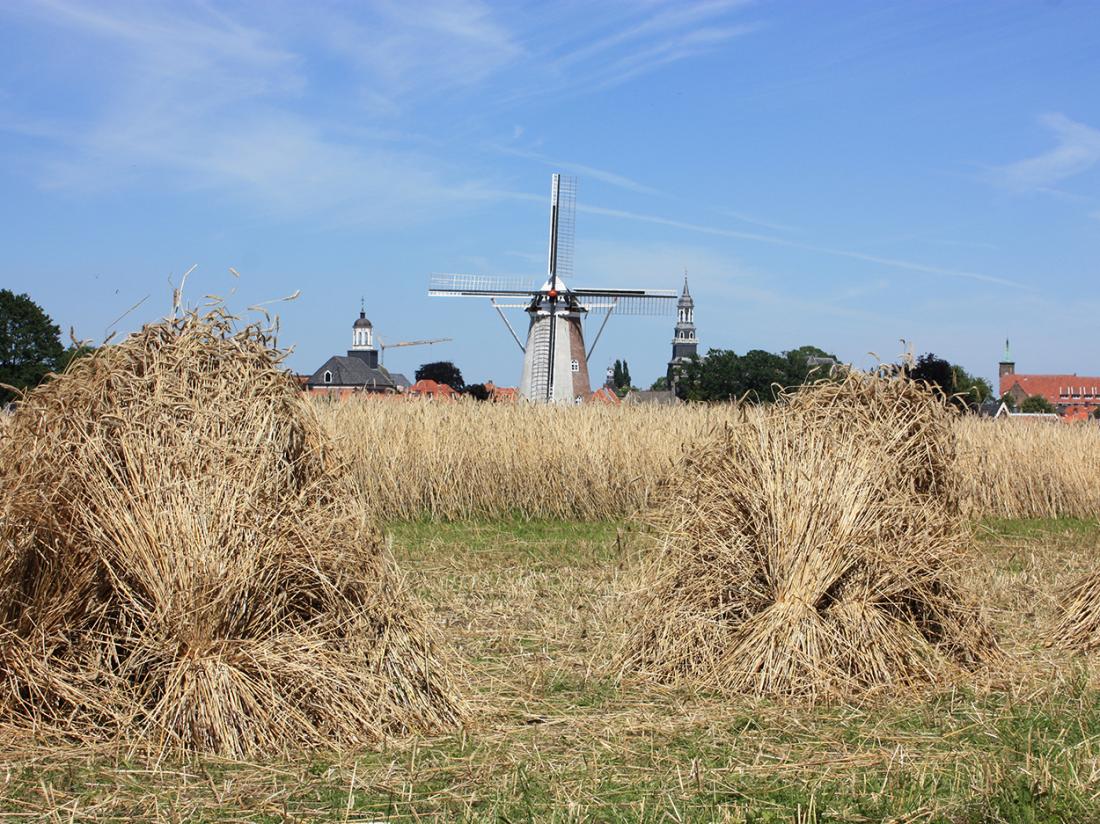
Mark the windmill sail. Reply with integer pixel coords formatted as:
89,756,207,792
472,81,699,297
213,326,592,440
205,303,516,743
429,273,537,297
573,288,676,316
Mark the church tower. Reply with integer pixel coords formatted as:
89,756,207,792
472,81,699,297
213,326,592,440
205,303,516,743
998,338,1014,379
666,274,698,387
348,300,379,368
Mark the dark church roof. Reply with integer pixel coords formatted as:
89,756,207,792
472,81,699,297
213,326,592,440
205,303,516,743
389,372,411,390
353,310,372,329
678,276,693,307
307,355,394,389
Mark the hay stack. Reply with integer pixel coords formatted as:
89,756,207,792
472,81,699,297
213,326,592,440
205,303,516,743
1051,574,1100,651
0,309,464,756
618,371,996,699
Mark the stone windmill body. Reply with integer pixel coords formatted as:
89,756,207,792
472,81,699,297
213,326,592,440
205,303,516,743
430,174,676,403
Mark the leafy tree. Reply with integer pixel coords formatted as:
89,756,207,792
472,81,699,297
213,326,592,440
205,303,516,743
998,394,1017,412
0,290,65,404
1020,394,1056,414
650,376,669,391
783,345,837,386
952,366,992,410
464,382,490,401
909,353,954,398
415,361,464,391
735,349,792,401
611,359,632,394
57,343,96,372
1093,406,1100,420
675,345,838,403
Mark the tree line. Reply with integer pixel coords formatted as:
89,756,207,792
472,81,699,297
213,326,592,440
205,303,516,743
0,289,93,405
668,347,1047,414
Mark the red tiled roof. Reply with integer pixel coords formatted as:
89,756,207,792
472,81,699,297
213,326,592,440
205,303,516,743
1000,374,1100,399
1001,373,1100,422
587,387,622,405
407,379,459,399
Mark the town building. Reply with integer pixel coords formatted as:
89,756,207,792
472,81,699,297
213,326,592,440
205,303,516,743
666,275,699,389
406,379,459,400
306,304,410,398
998,341,1100,422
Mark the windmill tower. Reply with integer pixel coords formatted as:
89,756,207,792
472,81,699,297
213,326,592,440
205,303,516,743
430,174,676,403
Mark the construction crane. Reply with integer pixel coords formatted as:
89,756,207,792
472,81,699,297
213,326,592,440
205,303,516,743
376,335,452,366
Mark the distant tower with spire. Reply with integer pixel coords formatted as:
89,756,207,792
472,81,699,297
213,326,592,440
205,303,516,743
667,272,699,388
350,298,379,368
998,338,1014,379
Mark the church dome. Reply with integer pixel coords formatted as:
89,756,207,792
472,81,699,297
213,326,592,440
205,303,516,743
353,310,372,329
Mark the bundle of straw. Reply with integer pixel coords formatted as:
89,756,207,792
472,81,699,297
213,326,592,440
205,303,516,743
618,371,996,699
1051,573,1100,651
0,309,464,756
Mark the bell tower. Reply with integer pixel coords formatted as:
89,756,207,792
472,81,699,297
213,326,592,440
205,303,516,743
998,338,1014,379
667,273,698,387
349,298,379,368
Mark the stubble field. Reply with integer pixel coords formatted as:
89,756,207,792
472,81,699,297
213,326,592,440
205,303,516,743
4,398,1100,820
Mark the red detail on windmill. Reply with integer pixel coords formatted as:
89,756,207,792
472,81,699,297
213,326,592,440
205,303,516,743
548,289,558,299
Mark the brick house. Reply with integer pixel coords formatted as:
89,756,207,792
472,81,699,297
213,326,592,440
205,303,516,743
999,343,1100,422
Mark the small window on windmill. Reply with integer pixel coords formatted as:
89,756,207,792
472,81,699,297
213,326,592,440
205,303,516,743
570,359,579,372
324,370,332,384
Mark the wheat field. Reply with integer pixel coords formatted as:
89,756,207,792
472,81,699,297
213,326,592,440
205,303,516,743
317,398,1100,522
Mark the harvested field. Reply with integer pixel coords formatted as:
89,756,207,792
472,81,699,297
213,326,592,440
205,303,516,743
318,397,1100,523
2,517,1100,820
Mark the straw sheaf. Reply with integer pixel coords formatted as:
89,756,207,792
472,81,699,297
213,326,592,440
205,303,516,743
0,309,465,757
618,370,998,699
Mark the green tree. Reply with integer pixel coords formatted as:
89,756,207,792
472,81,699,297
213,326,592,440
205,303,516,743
464,382,490,401
998,394,1017,412
1020,394,1056,414
415,361,465,391
909,353,954,397
57,343,96,372
1093,406,1100,420
650,376,669,391
676,345,838,403
952,366,992,410
0,290,65,404
782,345,838,387
611,359,632,394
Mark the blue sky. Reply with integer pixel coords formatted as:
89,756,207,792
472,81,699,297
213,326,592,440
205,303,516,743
2,0,1098,388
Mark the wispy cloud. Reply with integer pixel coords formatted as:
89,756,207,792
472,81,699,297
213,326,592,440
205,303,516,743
992,113,1100,192
490,145,658,194
0,0,761,222
719,209,799,233
579,204,1028,289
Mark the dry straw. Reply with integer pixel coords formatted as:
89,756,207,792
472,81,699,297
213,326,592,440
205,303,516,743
1050,573,1100,652
317,400,1100,524
616,371,998,699
0,308,465,757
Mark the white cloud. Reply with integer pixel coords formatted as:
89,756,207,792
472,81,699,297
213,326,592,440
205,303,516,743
0,0,762,222
490,145,659,195
579,204,1027,288
993,113,1100,191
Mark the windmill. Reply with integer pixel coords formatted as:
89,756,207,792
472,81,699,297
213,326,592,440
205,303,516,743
429,174,676,403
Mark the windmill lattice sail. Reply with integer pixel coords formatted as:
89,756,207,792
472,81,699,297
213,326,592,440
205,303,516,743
429,174,676,403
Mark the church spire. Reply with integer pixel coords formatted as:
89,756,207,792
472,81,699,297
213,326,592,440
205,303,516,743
667,270,699,389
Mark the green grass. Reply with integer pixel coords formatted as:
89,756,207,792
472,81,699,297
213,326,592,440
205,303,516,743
979,516,1100,542
4,517,1100,821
